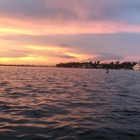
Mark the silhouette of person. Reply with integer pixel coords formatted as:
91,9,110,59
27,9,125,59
106,67,109,73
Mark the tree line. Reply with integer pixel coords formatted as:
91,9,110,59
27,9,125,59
56,61,137,69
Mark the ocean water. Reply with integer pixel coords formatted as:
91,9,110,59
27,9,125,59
0,66,140,140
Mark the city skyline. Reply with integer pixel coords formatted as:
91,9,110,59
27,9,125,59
0,0,140,65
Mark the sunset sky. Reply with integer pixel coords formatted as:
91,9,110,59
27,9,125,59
0,0,140,65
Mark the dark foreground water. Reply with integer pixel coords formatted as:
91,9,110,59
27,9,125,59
0,67,140,140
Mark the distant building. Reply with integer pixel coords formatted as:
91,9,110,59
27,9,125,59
82,62,92,68
97,65,103,68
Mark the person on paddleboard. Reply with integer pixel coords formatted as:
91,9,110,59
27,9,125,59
106,67,109,73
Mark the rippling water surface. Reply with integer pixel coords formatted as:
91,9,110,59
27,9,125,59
0,66,140,140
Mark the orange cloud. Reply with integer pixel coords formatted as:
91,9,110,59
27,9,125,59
1,17,140,36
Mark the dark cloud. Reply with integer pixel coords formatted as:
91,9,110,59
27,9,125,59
0,0,78,21
60,44,69,47
60,55,76,58
41,51,76,59
10,50,32,54
0,0,140,24
86,53,124,61
85,0,140,24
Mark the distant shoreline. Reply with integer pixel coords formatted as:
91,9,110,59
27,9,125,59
0,64,54,67
0,61,137,70
56,61,137,70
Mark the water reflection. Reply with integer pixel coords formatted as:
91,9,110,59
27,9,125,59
0,67,140,139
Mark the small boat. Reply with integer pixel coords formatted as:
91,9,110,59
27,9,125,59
133,62,140,70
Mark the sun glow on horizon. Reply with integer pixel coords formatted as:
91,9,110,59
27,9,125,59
0,56,48,64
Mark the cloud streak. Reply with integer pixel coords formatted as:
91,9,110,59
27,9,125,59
0,50,31,58
86,53,124,62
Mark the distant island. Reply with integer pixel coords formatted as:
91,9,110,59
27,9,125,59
56,61,137,70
